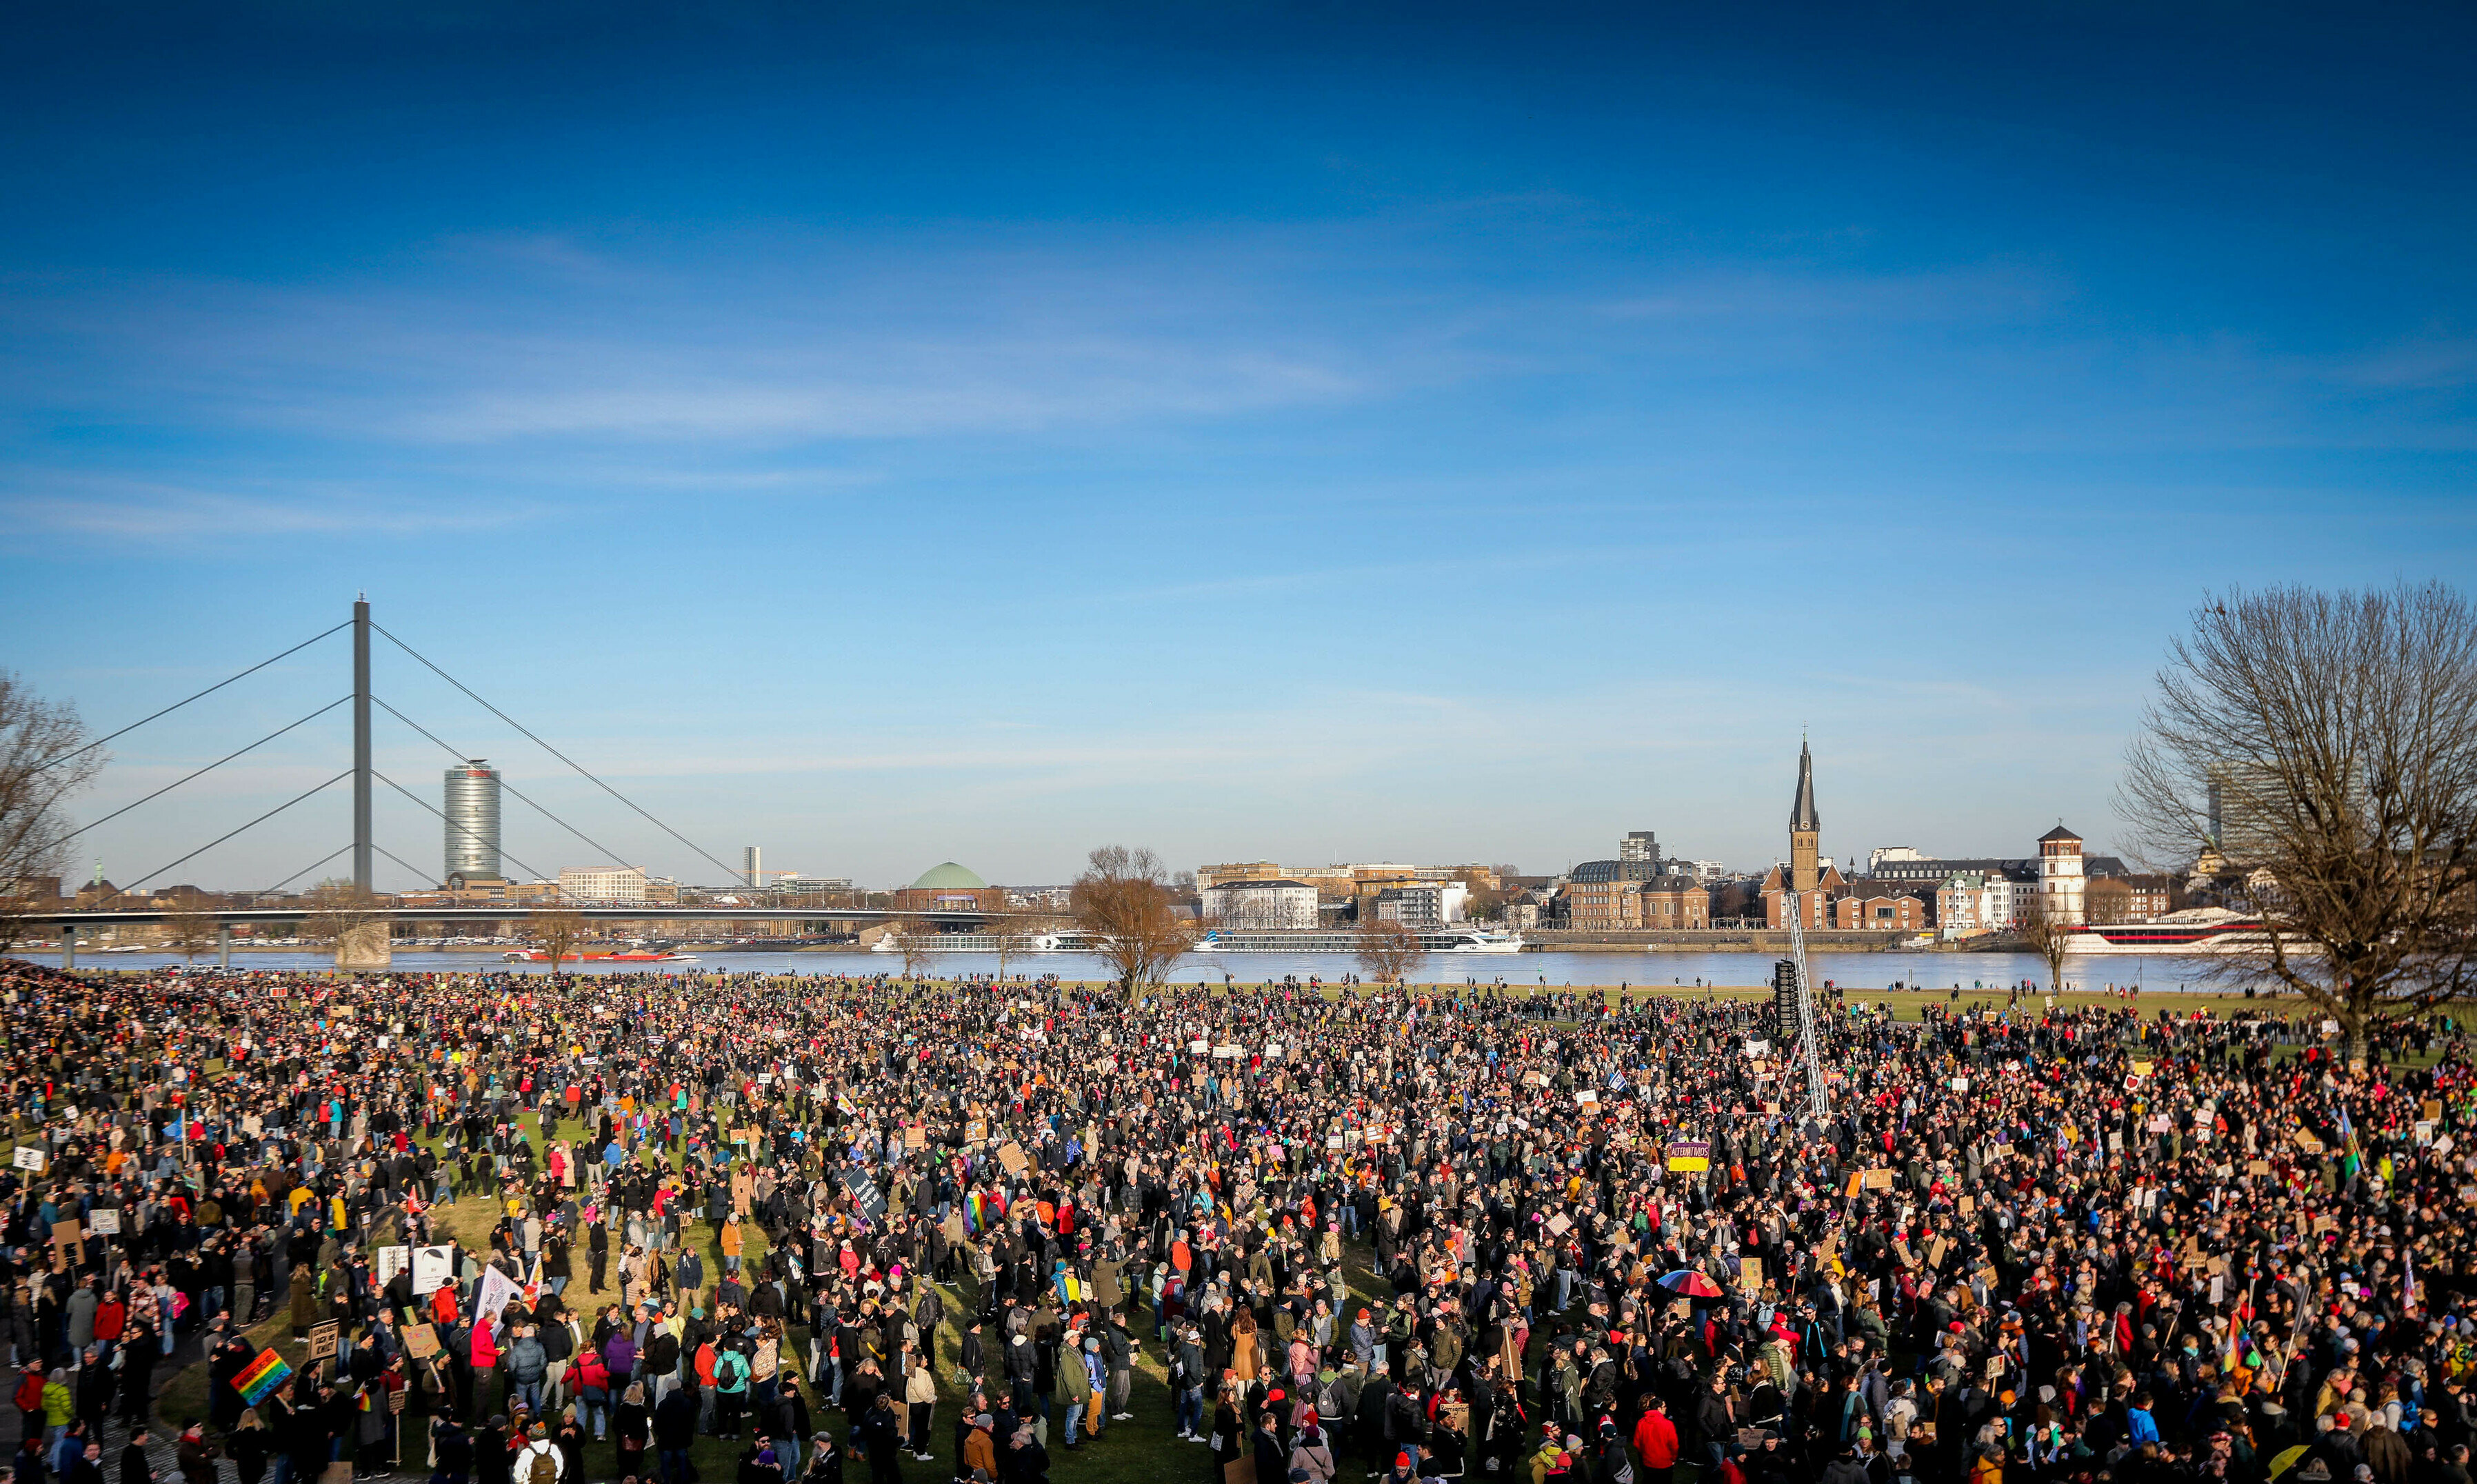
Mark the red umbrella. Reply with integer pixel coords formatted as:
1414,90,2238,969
1659,1270,1723,1298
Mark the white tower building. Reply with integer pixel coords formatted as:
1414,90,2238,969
2038,824,2086,925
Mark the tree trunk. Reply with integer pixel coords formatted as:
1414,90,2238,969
2343,1011,2370,1072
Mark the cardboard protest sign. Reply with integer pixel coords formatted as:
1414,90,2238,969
307,1321,341,1363
399,1324,440,1361
841,1168,887,1222
996,1141,1030,1176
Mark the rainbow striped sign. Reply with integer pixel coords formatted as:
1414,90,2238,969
234,1347,292,1405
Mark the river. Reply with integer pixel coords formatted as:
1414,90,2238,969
17,946,2259,992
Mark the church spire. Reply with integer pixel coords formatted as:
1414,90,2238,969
1789,737,1819,832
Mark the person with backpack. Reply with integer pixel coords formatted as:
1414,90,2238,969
1592,1421,1632,1484
514,1422,563,1484
716,1345,753,1440
1287,1412,1337,1484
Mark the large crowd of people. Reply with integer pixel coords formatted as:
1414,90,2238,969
0,958,2471,1484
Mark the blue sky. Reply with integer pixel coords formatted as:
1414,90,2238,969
4,1,2473,892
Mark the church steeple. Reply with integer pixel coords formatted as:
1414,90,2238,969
1789,738,1819,833
1788,739,1821,892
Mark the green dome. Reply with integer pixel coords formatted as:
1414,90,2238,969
911,861,987,890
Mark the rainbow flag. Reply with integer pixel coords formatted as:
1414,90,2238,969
234,1347,292,1405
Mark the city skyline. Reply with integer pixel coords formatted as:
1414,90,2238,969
3,3,2473,888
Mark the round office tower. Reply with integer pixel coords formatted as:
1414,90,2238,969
443,759,502,884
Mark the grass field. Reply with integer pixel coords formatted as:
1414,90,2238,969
55,974,2449,1481
136,1111,1418,1484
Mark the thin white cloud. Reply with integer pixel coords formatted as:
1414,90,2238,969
0,477,537,539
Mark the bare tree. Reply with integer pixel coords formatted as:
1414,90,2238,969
1457,867,1508,923
892,913,941,981
2013,894,2074,994
303,879,390,951
988,910,1051,984
163,898,222,967
1353,913,1425,985
0,675,105,956
2118,583,2477,1064
1071,845,1196,994
530,907,589,977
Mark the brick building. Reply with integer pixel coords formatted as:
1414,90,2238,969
1565,875,1711,929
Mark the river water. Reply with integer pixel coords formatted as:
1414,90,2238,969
19,946,2254,992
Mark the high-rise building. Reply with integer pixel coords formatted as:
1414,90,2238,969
743,845,762,890
443,760,501,885
1618,831,1658,863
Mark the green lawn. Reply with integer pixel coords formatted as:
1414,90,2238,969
70,977,2460,1480
140,1114,1412,1484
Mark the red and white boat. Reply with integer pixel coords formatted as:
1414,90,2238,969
501,947,699,963
2062,908,2272,955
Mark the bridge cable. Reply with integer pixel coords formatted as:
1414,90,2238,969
370,843,435,890
252,843,356,904
372,622,744,884
42,696,352,853
371,769,552,883
40,621,350,774
371,696,633,869
91,770,352,908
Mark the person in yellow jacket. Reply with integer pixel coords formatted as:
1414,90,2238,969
1527,1426,1575,1484
41,1370,72,1445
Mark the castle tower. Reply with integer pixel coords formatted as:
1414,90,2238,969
1789,739,1821,892
2039,823,2085,925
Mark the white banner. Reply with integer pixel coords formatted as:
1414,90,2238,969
474,1264,521,1325
411,1245,456,1296
375,1245,412,1290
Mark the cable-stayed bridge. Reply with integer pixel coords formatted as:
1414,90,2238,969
20,599,992,967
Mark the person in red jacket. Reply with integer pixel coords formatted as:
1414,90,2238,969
1629,1397,1680,1484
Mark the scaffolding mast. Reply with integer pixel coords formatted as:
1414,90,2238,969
1784,888,1829,1123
